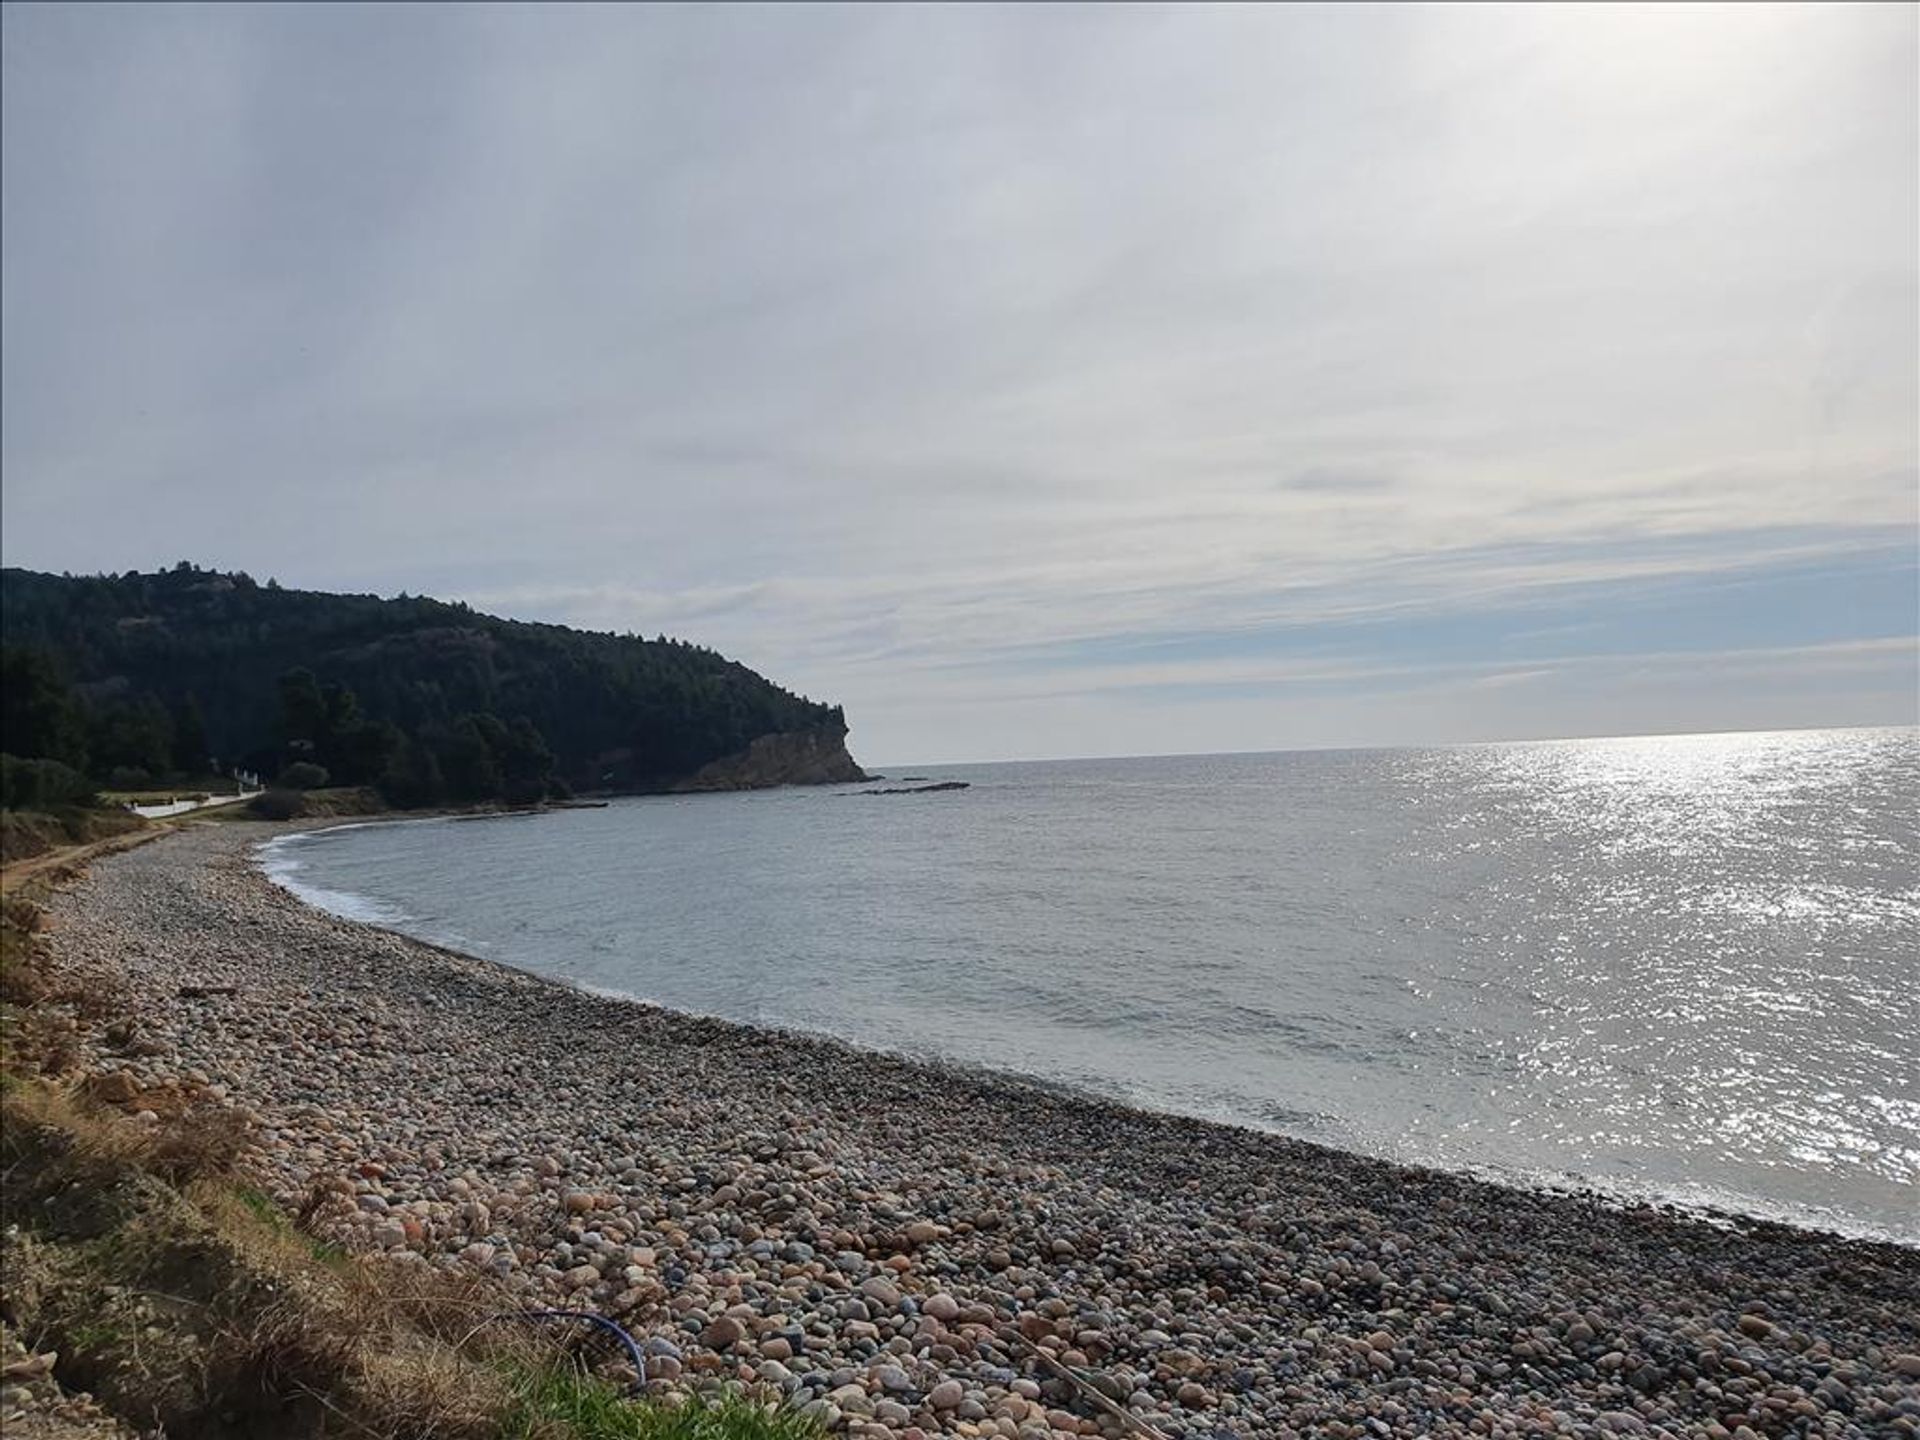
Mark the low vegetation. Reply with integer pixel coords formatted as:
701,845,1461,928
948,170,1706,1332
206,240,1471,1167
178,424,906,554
0,805,146,866
0,842,821,1439
247,787,308,821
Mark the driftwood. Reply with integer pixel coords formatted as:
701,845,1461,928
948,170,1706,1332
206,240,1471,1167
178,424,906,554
994,1323,1173,1440
176,984,237,998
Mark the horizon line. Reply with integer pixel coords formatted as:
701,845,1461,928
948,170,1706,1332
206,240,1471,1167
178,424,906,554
870,721,1918,772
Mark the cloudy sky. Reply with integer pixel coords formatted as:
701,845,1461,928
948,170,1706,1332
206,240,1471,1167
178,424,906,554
3,3,1914,764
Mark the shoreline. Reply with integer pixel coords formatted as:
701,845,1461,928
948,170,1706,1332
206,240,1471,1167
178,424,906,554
42,823,1920,1438
258,815,1915,1254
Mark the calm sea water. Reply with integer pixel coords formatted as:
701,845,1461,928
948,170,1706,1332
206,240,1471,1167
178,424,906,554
260,728,1920,1244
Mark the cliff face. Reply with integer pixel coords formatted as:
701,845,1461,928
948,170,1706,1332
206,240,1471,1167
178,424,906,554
669,723,867,792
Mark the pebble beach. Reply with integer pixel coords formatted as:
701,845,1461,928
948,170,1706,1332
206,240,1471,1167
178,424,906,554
42,823,1920,1440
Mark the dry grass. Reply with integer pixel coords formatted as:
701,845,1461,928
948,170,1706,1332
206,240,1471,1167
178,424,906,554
3,1072,579,1437
0,860,822,1440
0,806,147,866
195,785,389,824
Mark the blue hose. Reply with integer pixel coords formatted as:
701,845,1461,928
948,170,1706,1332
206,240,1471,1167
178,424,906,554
495,1309,649,1383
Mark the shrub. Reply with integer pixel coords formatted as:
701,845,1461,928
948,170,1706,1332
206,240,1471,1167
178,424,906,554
107,766,153,791
1,754,99,810
276,761,331,790
248,789,306,821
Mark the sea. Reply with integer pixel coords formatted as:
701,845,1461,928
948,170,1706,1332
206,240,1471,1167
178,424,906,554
259,726,1920,1245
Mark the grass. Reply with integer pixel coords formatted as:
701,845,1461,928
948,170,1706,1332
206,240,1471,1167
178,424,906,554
194,784,390,823
96,774,240,803
233,1181,293,1228
0,847,823,1439
502,1375,823,1440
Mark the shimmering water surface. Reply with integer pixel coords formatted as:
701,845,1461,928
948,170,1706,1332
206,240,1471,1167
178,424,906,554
262,728,1920,1243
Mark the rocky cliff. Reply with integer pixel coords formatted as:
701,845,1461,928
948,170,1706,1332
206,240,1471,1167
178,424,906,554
669,722,867,792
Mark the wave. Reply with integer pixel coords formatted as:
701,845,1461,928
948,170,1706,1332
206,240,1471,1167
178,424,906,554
256,833,419,929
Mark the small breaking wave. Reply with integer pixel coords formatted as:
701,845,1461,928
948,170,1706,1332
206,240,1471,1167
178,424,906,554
256,833,419,929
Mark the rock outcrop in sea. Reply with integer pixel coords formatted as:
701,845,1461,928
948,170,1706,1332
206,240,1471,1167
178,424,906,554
671,721,868,792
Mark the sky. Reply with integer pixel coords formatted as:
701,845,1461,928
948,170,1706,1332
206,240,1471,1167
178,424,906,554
2,3,1915,765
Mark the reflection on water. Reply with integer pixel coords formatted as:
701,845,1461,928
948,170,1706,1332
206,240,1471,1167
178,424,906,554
1408,731,1918,1212
262,727,1920,1243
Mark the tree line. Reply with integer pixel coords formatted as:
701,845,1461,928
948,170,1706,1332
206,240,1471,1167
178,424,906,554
0,563,846,811
0,644,561,811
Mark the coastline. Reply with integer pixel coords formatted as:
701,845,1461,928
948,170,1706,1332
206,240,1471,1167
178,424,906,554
42,824,1920,1438
259,816,1912,1253
257,810,1919,1254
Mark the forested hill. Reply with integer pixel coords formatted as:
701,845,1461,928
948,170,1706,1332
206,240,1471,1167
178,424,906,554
0,564,861,802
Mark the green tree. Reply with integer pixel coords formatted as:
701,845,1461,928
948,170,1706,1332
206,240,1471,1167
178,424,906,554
328,719,395,786
497,716,557,805
323,680,363,739
436,715,501,803
0,646,89,770
276,669,389,783
88,692,174,782
171,694,211,776
277,669,330,753
1,755,98,809
1,566,853,796
378,733,443,809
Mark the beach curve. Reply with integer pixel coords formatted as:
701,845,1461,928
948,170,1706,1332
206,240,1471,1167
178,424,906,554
42,823,1920,1439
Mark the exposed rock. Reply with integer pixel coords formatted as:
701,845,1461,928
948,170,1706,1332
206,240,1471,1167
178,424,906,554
671,722,866,792
1,1352,57,1382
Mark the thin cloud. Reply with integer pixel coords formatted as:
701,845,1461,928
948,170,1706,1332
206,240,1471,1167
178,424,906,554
1284,467,1400,494
1,3,1914,761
